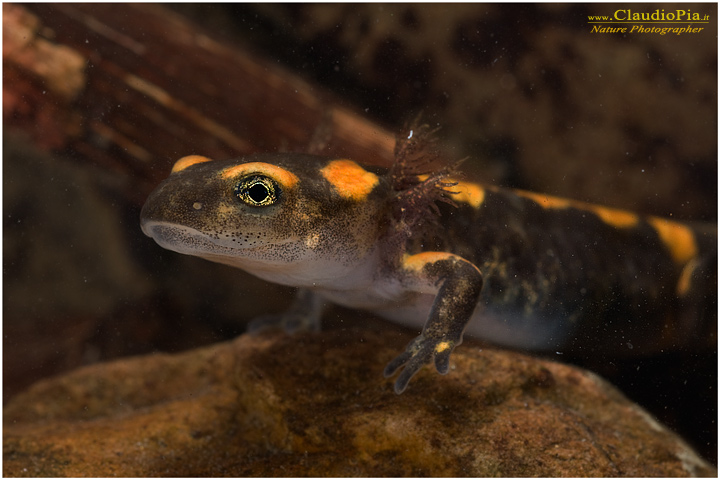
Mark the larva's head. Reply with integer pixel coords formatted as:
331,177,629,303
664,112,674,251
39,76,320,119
140,154,387,285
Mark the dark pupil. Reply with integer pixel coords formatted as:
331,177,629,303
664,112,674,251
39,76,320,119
247,182,270,203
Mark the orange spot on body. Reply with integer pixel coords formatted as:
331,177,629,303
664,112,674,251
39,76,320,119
171,155,213,173
513,189,638,228
648,217,698,265
676,258,699,296
587,206,638,228
320,159,379,201
514,190,572,209
452,180,486,208
221,162,299,188
403,252,456,272
417,175,485,208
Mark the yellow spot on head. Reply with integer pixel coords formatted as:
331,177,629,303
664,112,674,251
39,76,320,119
221,162,299,188
320,159,379,201
171,155,213,173
649,217,698,265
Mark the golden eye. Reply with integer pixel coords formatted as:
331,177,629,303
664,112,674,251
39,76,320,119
234,175,280,206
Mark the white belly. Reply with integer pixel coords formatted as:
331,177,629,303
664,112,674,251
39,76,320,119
316,280,571,352
374,299,570,352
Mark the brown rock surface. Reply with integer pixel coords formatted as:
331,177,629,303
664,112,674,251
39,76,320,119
4,325,715,477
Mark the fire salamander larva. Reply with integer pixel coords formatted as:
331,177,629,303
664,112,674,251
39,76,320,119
140,122,717,393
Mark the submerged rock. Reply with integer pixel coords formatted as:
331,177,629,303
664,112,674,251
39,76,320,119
3,326,715,477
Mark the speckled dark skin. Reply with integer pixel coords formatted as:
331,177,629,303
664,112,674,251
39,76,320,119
142,126,716,393
417,189,717,357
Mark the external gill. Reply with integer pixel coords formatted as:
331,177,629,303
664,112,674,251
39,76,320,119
388,118,461,241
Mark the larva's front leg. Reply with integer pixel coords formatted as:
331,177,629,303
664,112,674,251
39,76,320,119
384,252,484,393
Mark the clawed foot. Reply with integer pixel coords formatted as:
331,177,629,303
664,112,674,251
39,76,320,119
383,334,456,394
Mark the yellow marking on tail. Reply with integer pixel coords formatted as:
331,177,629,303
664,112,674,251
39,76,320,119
649,217,698,265
676,258,699,296
514,189,639,228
